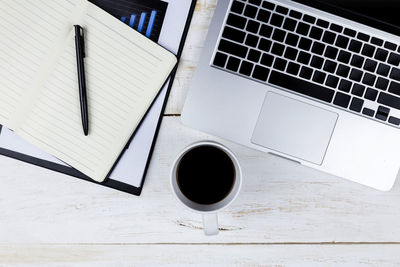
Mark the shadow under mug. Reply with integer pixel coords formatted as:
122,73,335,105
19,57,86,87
170,141,242,236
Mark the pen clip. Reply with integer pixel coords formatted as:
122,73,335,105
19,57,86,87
79,26,86,58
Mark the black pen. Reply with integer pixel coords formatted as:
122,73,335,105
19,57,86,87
74,25,89,136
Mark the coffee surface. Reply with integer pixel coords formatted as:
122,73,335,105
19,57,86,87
177,145,235,205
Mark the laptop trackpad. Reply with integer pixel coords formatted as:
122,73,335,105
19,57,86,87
251,92,338,165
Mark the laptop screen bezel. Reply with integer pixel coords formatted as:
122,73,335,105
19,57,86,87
291,0,400,37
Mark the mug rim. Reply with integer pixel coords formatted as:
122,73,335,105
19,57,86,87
170,140,242,215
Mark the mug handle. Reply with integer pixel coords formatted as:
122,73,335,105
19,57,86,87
202,213,219,236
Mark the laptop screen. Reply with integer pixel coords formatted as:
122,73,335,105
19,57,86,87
292,0,400,36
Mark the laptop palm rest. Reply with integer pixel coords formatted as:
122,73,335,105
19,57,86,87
251,92,338,165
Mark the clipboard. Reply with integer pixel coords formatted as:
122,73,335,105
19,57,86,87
0,0,197,196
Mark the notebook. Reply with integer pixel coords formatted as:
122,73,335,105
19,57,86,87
0,0,177,182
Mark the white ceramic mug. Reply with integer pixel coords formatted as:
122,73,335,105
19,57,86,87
170,141,242,236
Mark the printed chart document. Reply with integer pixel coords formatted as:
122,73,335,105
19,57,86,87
0,0,194,194
0,0,177,182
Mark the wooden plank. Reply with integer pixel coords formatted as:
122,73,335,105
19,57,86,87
165,0,218,115
0,117,400,243
0,244,400,266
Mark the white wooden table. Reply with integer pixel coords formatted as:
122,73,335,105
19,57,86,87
1,1,400,266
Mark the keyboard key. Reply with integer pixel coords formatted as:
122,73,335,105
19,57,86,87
343,28,356,37
310,56,324,68
350,97,364,112
361,44,375,57
273,58,287,71
378,92,400,110
303,14,316,24
330,23,343,33
249,0,262,5
284,47,298,60
349,69,363,82
270,14,284,27
287,62,300,75
312,71,326,84
271,43,285,56
244,5,258,18
218,39,248,58
285,33,299,46
352,84,365,97
258,38,272,52
316,19,329,28
298,37,312,51
362,108,375,117
248,49,261,62
213,52,228,67
311,42,325,55
350,55,364,68
376,64,390,77
272,29,286,42
363,59,377,72
349,40,362,53
245,34,260,47
323,60,337,73
389,116,400,125
337,50,351,64
297,51,311,64
322,31,336,44
375,48,389,62
276,5,289,15
390,68,400,81
239,61,254,76
333,92,351,108
388,53,400,66
262,1,275,10
227,13,247,29
362,73,376,86
231,1,245,14
283,18,297,31
326,75,339,88
269,71,335,102
357,32,370,42
260,25,273,38
338,79,352,92
365,88,378,101
336,64,350,78
289,10,302,19
376,106,390,121
257,9,271,23
299,66,313,79
384,41,397,51
309,26,323,40
226,56,241,71
324,46,339,59
246,20,261,33
260,53,274,67
222,26,246,43
335,35,350,49
296,22,310,35
376,77,389,90
252,65,270,81
389,81,400,96
371,37,384,46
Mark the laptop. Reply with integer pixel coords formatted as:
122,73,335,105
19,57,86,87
182,0,400,191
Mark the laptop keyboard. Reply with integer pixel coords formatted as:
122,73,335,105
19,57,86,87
212,0,400,127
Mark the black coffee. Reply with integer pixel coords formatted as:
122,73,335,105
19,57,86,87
177,145,235,205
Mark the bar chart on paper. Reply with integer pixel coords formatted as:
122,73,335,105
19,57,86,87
89,0,168,42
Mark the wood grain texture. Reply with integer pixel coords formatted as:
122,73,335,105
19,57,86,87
1,245,400,266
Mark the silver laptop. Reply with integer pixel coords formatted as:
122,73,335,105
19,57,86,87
182,0,400,191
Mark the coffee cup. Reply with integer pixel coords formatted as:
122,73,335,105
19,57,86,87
170,141,242,235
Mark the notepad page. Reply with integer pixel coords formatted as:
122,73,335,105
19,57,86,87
15,3,177,182
0,0,78,127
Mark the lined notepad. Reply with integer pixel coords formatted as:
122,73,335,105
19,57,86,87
0,0,177,182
